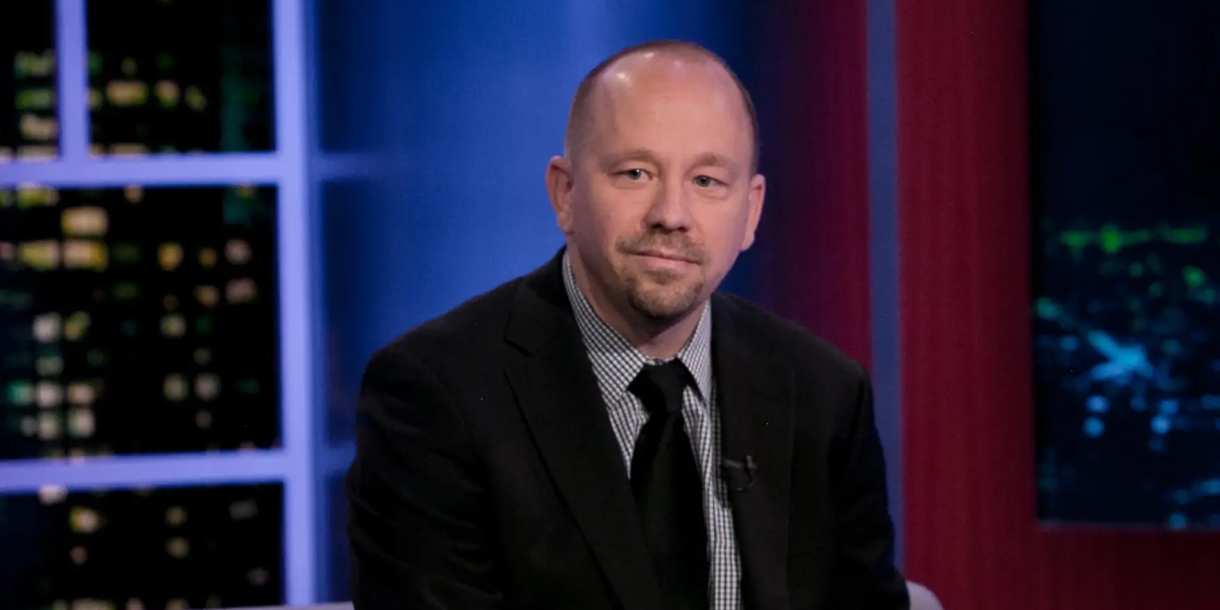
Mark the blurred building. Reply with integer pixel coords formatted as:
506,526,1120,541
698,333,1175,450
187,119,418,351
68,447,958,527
1,2,303,608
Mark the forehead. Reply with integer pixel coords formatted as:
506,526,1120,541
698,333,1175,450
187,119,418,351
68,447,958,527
584,56,752,164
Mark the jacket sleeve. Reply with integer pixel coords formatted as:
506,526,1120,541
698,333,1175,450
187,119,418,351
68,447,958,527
345,344,504,609
830,362,910,609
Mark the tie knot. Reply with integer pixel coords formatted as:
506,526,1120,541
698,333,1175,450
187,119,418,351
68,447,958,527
628,360,690,416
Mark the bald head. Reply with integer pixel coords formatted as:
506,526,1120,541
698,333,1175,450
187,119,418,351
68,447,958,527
563,40,760,174
544,41,768,348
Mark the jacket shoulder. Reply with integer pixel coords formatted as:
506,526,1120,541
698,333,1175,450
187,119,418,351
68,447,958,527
713,291,864,381
375,275,524,363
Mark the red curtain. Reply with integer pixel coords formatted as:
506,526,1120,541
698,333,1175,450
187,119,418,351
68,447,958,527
897,1,1220,608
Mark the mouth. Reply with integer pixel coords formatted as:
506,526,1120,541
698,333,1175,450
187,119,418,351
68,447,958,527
629,250,700,275
631,250,697,264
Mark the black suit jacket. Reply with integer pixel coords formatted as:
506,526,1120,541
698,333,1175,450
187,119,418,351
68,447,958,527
346,250,908,610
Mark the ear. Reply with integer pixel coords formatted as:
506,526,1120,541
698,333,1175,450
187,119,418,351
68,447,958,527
739,172,766,251
546,156,576,234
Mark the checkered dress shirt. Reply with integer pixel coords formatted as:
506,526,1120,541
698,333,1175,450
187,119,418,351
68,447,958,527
562,253,741,609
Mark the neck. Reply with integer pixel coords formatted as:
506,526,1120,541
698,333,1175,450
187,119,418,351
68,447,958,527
569,251,704,360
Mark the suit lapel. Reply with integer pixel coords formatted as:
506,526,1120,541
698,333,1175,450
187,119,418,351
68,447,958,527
504,254,661,610
712,295,796,610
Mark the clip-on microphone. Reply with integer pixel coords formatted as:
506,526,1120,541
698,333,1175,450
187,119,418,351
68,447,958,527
721,455,757,492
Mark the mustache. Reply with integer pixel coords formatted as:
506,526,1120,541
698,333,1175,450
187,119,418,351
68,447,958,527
617,233,708,264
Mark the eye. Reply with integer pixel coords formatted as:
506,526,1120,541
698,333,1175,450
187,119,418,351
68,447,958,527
693,175,722,188
621,168,649,181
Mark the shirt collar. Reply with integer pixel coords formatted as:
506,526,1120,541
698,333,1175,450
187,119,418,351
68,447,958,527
562,251,714,403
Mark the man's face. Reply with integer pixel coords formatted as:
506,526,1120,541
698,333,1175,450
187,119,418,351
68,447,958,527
552,55,765,324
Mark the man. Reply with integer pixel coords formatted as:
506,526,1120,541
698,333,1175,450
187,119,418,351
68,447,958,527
346,40,908,610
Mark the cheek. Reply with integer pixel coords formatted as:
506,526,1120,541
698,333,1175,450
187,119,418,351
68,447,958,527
691,210,750,285
697,205,751,252
578,189,642,246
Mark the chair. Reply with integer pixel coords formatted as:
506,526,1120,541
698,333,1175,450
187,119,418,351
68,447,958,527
907,580,946,610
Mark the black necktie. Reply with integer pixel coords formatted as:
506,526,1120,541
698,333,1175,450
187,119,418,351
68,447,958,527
628,360,709,610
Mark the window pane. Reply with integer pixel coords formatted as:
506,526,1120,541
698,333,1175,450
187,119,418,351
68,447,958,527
0,0,57,162
88,0,274,155
0,185,280,459
0,483,283,608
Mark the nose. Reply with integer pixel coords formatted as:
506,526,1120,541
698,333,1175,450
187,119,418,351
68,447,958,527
642,177,692,232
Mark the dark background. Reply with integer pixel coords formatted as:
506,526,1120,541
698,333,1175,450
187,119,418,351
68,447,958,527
1031,0,1220,526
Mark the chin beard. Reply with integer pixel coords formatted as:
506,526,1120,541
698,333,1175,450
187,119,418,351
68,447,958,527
625,279,705,323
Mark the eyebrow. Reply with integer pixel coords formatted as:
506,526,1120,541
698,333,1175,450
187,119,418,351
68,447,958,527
691,152,731,169
603,148,662,168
